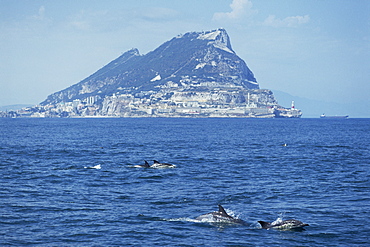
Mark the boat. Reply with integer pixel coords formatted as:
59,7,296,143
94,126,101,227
275,101,302,118
320,114,348,119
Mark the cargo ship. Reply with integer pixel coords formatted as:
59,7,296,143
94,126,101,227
320,114,348,119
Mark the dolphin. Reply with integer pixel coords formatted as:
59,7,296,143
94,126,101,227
151,160,176,168
84,164,101,169
195,205,246,225
258,219,309,230
133,160,151,168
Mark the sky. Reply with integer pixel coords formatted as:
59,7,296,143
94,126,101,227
1,0,369,116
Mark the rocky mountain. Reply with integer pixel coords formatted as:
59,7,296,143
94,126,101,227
41,28,258,106
6,28,301,118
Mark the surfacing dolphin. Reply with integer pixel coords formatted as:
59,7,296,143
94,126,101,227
133,160,151,168
151,160,176,168
195,205,246,225
84,164,101,169
258,219,309,230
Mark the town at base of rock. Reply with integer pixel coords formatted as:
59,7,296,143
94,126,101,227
1,28,302,118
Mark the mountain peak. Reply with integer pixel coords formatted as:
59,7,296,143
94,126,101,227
175,28,234,54
9,28,303,118
125,48,140,56
41,28,259,106
196,28,234,54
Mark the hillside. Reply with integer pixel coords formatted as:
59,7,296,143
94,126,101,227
5,28,301,118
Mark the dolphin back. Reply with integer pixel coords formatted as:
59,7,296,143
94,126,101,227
258,219,309,230
218,205,232,218
281,220,309,229
258,221,271,229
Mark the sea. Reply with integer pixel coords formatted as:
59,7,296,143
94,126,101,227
1,118,369,246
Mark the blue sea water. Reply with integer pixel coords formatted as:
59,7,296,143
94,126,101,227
1,118,369,246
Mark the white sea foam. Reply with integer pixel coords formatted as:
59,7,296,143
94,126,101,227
271,212,286,225
166,217,199,223
84,164,101,169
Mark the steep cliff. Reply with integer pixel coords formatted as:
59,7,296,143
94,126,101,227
41,28,258,106
19,28,301,118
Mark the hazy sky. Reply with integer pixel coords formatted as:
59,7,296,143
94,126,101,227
1,0,369,109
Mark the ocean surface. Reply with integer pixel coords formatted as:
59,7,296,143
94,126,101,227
1,118,369,246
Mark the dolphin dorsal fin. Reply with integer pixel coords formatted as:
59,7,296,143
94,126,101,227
258,221,271,229
153,160,160,164
144,160,150,168
218,204,230,217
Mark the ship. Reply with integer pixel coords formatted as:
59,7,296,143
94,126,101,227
320,114,348,119
275,101,302,118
